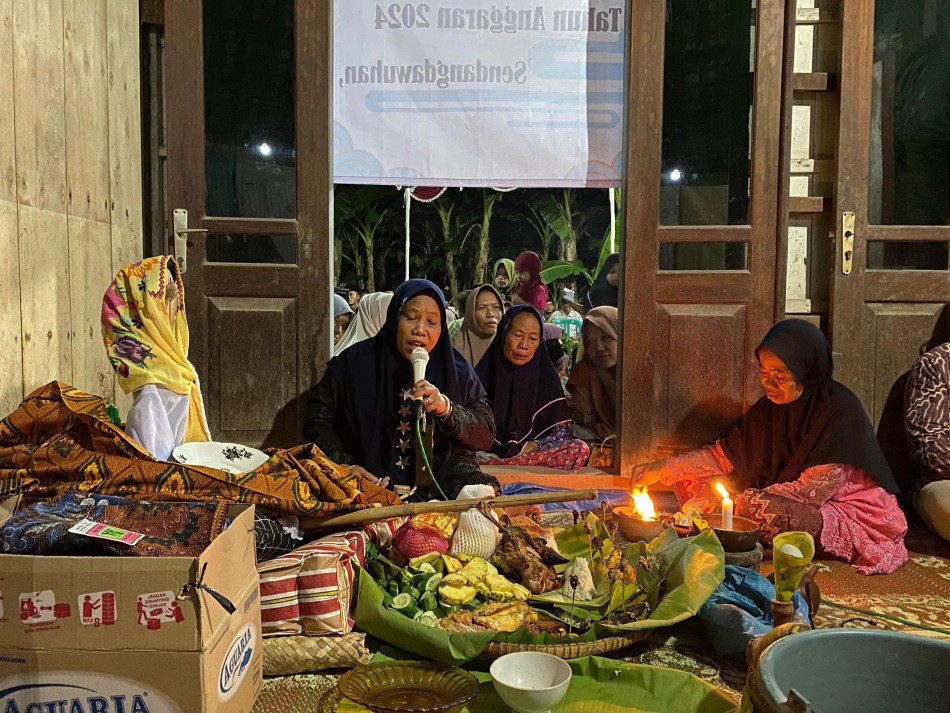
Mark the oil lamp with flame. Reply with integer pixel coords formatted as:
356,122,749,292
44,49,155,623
613,485,666,542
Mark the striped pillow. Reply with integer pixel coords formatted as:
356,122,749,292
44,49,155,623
257,520,402,637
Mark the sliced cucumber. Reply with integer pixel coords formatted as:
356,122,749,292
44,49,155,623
420,591,438,612
415,610,438,627
403,586,421,600
422,572,443,592
391,592,416,611
417,562,437,574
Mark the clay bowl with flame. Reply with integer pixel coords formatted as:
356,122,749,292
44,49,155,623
692,514,761,552
613,486,668,542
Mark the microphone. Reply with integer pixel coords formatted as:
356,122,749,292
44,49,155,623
410,347,429,420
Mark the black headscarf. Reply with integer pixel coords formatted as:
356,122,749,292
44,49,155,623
327,279,485,484
475,305,571,457
585,253,619,309
720,319,899,493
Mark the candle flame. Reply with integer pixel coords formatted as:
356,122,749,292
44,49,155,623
714,482,730,500
630,484,656,521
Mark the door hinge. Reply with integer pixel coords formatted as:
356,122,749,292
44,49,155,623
841,211,855,275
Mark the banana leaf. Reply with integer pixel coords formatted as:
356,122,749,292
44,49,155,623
335,653,737,713
352,519,725,664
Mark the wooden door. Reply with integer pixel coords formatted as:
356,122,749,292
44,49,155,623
831,0,950,487
165,0,331,447
618,0,794,470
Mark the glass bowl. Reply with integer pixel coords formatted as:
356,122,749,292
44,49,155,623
337,661,480,713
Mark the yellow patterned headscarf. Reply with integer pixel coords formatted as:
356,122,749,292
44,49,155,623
101,255,210,444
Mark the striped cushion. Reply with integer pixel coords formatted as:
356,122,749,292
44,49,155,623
257,519,402,637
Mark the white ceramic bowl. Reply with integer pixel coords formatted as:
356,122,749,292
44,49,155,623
489,652,572,713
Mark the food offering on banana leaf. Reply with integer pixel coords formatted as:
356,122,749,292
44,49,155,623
361,510,725,640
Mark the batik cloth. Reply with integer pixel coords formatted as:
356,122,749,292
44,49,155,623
1,490,227,557
658,442,908,575
0,381,399,517
476,423,591,471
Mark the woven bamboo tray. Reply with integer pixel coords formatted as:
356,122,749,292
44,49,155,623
263,632,370,675
482,630,644,659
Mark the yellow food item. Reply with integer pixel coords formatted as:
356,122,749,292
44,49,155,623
411,511,458,538
458,557,496,584
485,574,530,602
409,552,443,569
472,601,531,632
439,583,478,606
441,554,463,573
441,573,468,588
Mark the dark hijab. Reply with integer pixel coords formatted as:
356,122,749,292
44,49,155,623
475,306,571,457
327,279,485,483
585,253,619,309
720,319,898,493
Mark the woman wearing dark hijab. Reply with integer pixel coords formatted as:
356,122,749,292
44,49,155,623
583,253,620,309
634,319,908,575
303,279,499,500
474,306,590,470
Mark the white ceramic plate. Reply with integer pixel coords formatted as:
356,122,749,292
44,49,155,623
172,441,269,474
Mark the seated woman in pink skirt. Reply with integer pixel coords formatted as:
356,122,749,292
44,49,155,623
475,306,590,471
633,319,907,575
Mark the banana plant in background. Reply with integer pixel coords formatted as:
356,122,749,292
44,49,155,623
532,188,598,263
521,188,559,260
473,189,503,286
431,191,479,299
336,185,393,292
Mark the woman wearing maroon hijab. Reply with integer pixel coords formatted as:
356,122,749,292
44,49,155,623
634,319,907,575
511,251,549,311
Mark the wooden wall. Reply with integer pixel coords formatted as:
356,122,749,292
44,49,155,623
0,0,142,417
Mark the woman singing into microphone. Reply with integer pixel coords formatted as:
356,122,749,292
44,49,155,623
303,279,499,500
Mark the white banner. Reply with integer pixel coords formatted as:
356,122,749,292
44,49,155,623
332,0,624,187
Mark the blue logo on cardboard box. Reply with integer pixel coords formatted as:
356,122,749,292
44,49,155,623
0,671,182,713
218,623,255,702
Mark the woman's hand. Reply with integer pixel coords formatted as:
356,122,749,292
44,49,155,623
410,379,450,416
631,459,667,487
522,441,540,455
348,464,390,490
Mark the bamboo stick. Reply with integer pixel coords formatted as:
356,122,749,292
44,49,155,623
300,488,599,529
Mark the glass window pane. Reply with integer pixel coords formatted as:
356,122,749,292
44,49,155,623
658,242,748,271
203,0,296,219
206,234,296,264
869,1,950,225
866,241,949,270
660,0,755,226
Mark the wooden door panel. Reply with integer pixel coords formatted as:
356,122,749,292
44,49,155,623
652,303,747,457
206,296,296,446
858,302,945,426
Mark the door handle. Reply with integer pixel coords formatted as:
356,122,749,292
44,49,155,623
841,211,855,275
172,208,207,274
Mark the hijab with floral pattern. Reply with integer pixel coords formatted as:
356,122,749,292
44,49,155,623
101,255,210,444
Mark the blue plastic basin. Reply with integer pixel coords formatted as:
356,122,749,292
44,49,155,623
758,628,950,713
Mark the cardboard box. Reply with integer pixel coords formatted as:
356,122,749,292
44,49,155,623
0,504,262,713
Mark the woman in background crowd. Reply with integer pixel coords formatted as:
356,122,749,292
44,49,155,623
567,306,618,438
584,253,620,309
453,285,504,366
493,257,515,299
332,294,354,346
332,292,393,357
905,306,950,542
476,306,589,470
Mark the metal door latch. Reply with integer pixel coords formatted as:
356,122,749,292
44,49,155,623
172,208,207,274
841,211,855,275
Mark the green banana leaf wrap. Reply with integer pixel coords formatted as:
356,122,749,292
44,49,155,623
333,653,737,713
353,515,725,664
